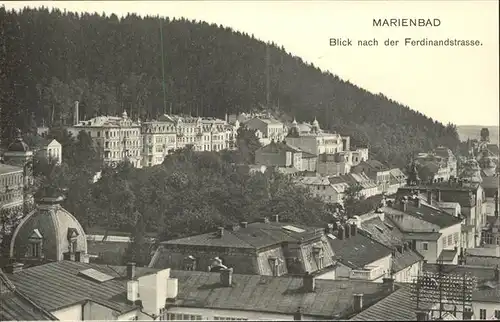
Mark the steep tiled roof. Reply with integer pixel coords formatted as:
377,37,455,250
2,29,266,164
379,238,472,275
363,160,390,172
437,249,458,262
169,270,391,318
349,284,431,321
361,217,423,273
301,151,317,159
403,232,442,241
329,230,392,270
0,270,57,321
330,173,377,190
382,202,462,229
7,261,160,314
257,141,302,153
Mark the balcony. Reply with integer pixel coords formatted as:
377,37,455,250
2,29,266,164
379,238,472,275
350,265,385,281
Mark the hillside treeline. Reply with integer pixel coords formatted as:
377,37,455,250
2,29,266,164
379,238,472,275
0,7,460,167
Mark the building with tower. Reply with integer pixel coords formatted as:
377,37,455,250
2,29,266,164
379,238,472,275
70,110,143,168
9,187,89,265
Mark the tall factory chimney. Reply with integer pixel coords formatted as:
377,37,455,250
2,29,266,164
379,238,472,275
73,101,79,125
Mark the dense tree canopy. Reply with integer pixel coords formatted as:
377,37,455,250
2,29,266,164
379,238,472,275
0,6,460,168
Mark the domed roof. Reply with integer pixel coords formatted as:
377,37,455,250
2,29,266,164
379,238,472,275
312,118,319,127
7,129,30,152
9,194,88,262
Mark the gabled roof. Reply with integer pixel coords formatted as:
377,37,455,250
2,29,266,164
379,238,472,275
361,217,424,273
349,284,432,321
7,261,160,314
328,230,392,270
257,140,302,153
382,201,463,229
0,270,57,321
169,270,391,318
157,221,324,250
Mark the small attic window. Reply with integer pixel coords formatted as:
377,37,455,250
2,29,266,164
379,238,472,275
374,225,384,233
28,229,43,258
282,225,305,233
384,223,394,230
78,268,115,283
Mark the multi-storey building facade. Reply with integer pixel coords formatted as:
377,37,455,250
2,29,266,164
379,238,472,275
71,111,143,168
142,114,238,167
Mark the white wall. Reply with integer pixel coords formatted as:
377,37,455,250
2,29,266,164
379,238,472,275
52,304,83,321
472,301,500,320
394,260,422,283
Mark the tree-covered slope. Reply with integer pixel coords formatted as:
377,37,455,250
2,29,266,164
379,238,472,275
0,7,460,167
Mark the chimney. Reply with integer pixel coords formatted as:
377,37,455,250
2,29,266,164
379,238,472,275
350,223,357,236
263,217,270,224
427,190,432,205
353,293,364,312
240,221,248,228
437,189,442,202
403,243,408,251
414,196,421,208
220,268,233,287
401,199,408,212
217,227,224,238
382,277,395,292
5,263,24,274
293,307,303,321
337,226,345,240
127,262,136,280
416,310,429,321
495,191,498,218
344,223,351,239
303,272,315,292
463,310,473,320
74,101,79,125
274,214,279,223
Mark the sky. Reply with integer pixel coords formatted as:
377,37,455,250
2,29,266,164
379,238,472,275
3,0,499,126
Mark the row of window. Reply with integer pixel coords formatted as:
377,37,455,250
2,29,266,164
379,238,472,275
0,173,23,187
442,232,460,248
0,191,23,203
479,308,500,320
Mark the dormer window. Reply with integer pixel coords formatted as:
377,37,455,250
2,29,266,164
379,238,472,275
67,228,79,253
27,229,43,258
312,246,325,270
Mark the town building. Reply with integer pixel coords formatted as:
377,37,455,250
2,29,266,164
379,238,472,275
423,263,500,320
434,146,458,178
4,259,401,321
242,116,285,146
351,160,395,194
255,140,303,170
317,152,352,176
34,138,62,165
329,173,379,200
294,176,343,204
0,269,56,320
480,192,500,246
348,210,424,284
327,222,393,282
0,164,24,211
5,261,176,321
71,109,143,168
382,195,463,264
149,218,340,279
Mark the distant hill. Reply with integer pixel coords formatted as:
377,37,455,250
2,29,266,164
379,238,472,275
0,7,461,167
457,125,499,144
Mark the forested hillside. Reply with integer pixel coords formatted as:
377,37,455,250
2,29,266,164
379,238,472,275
0,7,460,166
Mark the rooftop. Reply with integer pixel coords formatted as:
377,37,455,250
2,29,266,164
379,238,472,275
6,261,161,314
257,140,302,154
155,221,324,250
328,229,392,270
360,217,423,273
0,270,56,321
169,270,391,318
0,163,23,175
349,284,431,321
382,201,463,229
